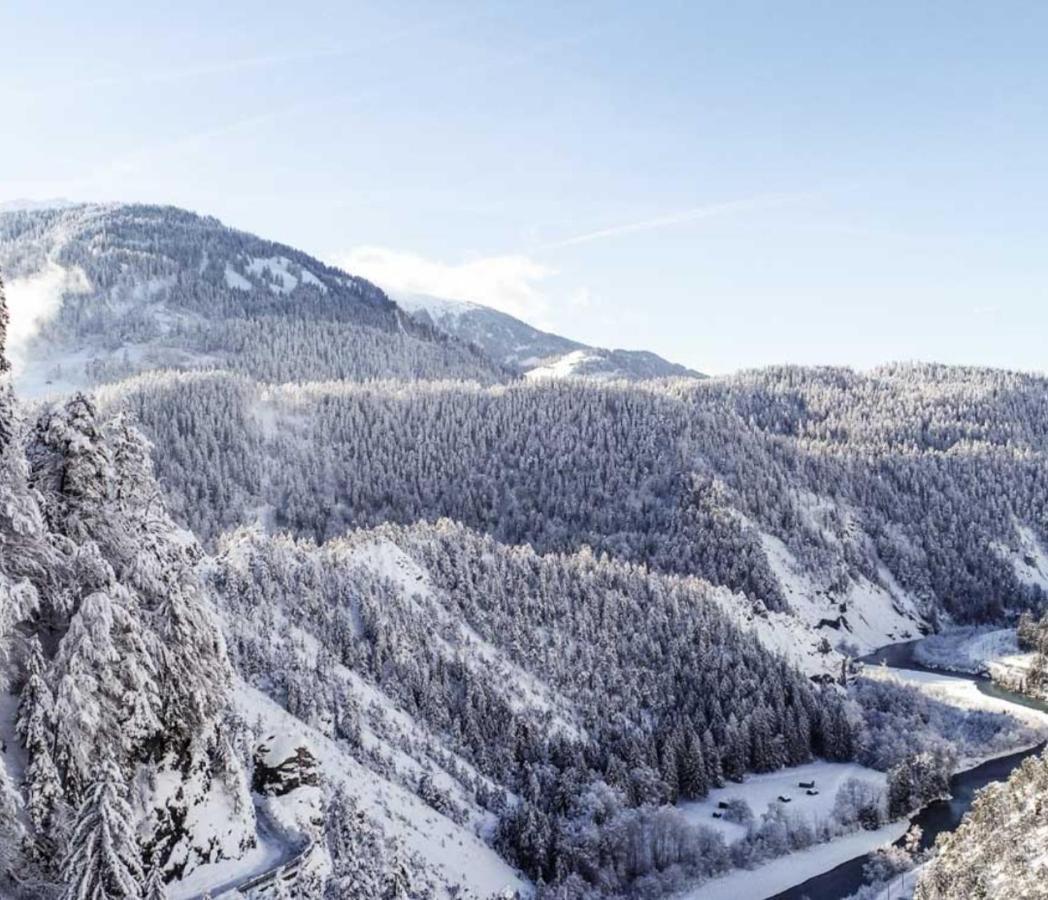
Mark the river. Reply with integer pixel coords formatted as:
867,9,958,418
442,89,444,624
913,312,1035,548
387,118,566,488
768,639,1048,900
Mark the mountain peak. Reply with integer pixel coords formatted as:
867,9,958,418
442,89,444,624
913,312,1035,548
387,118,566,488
394,289,704,381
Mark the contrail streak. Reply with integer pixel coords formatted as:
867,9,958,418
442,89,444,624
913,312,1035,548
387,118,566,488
532,192,813,252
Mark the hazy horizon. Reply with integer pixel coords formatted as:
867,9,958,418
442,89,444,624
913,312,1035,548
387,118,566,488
3,2,1046,375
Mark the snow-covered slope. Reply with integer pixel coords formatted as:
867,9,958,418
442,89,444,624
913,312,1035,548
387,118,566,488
0,204,507,398
397,290,704,380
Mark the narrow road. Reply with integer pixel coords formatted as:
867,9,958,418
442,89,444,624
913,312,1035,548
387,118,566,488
183,811,314,900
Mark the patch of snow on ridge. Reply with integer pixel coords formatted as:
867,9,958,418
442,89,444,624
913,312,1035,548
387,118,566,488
245,256,327,295
525,349,602,380
224,266,252,291
394,291,480,321
995,524,1048,592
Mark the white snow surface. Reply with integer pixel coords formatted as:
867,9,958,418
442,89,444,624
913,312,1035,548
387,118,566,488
716,531,923,680
245,256,326,295
680,818,909,900
234,682,531,899
168,823,285,900
394,291,481,321
678,761,886,845
224,266,252,291
524,349,603,380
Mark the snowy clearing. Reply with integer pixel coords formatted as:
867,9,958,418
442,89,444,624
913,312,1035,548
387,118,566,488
678,761,886,844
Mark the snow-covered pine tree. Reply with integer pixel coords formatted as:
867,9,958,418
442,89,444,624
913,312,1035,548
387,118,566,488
50,559,161,798
60,757,144,900
0,271,13,454
142,864,167,900
0,761,25,876
324,786,386,898
17,635,64,852
0,270,9,376
383,843,413,900
30,393,114,542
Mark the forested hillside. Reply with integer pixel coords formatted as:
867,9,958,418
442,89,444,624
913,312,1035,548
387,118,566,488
0,276,255,897
4,205,1048,899
108,365,1048,634
915,747,1048,899
0,204,505,393
213,521,854,895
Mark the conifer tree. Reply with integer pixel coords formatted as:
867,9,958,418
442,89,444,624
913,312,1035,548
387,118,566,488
30,393,114,541
0,763,25,872
142,864,167,900
324,786,386,897
17,635,64,846
51,574,161,797
0,270,10,376
0,271,14,455
384,843,413,900
60,757,144,900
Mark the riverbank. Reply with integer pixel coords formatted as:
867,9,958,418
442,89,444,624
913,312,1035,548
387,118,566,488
679,638,1048,900
909,626,1036,686
861,663,1048,768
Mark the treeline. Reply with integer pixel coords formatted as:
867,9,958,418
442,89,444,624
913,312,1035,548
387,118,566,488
110,364,1048,624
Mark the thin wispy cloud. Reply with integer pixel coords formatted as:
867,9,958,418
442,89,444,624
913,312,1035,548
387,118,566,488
531,192,814,252
332,246,557,324
55,17,615,197
4,13,473,103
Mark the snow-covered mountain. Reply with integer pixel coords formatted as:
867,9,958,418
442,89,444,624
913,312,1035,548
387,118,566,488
5,203,1048,900
396,291,704,381
0,204,507,398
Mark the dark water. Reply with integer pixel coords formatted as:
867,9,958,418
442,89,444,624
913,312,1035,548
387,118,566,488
768,640,1048,900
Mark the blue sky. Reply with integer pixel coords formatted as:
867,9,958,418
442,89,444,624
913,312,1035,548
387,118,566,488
1,1,1046,374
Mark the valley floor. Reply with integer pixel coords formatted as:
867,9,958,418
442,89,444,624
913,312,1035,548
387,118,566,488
678,761,886,844
679,818,910,900
679,652,1048,900
912,626,1036,686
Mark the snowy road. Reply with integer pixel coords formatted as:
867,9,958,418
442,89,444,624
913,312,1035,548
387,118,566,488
173,811,311,900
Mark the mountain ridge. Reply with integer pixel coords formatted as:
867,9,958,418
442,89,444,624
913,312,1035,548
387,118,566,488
396,289,705,381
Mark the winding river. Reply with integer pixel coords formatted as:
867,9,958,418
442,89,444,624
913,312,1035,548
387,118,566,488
768,640,1048,900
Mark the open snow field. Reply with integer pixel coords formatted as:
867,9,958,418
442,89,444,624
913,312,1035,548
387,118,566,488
678,761,886,844
679,818,910,900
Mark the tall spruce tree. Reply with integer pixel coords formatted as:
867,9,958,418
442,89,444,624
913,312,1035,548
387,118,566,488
60,757,144,900
142,864,167,900
0,270,9,376
17,635,64,851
